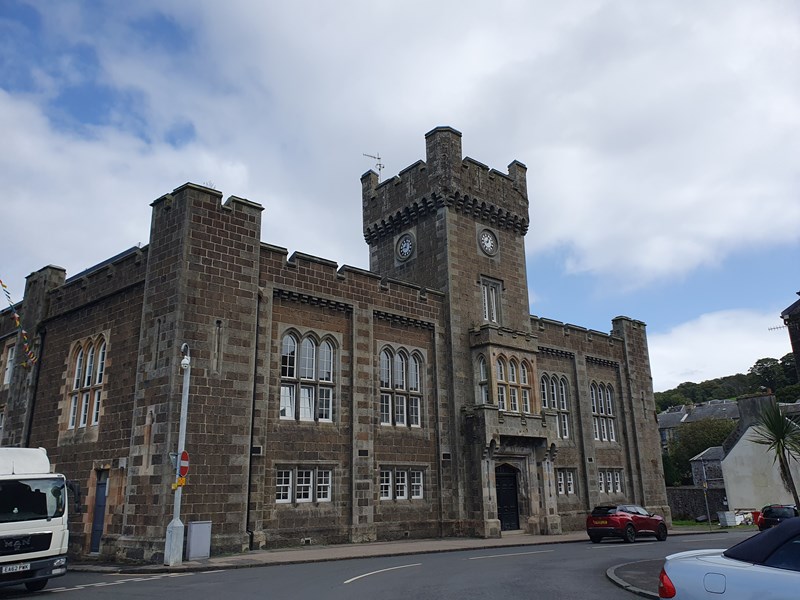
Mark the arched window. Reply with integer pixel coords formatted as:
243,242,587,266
67,336,107,430
281,333,336,422
477,356,489,405
556,377,570,439
591,381,616,442
520,362,532,413
540,375,549,409
508,361,519,412
299,338,316,380
496,359,507,411
281,334,297,379
380,347,424,428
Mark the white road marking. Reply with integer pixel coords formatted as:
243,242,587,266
589,542,655,549
343,563,421,584
468,549,553,560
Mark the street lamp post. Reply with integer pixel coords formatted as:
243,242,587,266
701,459,712,532
164,343,191,566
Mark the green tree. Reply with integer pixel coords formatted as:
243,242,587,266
666,419,738,485
749,357,789,392
751,401,800,507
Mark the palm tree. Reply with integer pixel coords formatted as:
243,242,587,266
751,401,800,508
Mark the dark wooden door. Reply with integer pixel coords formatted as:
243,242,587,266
496,466,520,531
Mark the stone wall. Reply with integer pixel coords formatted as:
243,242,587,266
666,486,728,521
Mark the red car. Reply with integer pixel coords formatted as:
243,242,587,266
586,503,668,543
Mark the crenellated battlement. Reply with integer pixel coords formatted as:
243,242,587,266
362,127,529,244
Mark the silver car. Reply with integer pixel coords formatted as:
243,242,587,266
659,517,800,599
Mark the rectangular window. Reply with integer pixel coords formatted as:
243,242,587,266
317,469,332,502
68,395,78,429
482,280,500,323
497,386,506,411
600,418,608,441
276,470,292,503
598,471,605,493
567,471,575,494
318,387,332,422
509,388,518,412
296,469,312,502
607,419,616,442
380,470,392,499
395,470,408,499
593,416,600,440
79,392,90,427
411,471,423,499
614,471,622,493
380,394,392,425
395,395,406,426
409,396,420,427
522,389,530,413
557,471,565,495
91,390,102,425
3,344,14,385
605,471,613,493
559,413,569,439
299,386,314,421
479,384,489,405
280,385,295,420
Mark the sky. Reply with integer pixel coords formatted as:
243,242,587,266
0,1,797,393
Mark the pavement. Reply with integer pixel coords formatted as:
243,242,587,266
70,526,732,598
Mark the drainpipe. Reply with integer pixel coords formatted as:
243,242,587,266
245,293,261,550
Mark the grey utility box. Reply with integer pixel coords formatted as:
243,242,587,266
186,521,212,560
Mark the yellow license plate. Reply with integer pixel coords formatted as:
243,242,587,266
594,519,607,525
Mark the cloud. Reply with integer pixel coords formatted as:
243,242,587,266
649,309,793,392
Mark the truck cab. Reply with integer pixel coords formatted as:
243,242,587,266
0,448,70,592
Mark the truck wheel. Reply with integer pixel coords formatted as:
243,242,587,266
25,580,48,592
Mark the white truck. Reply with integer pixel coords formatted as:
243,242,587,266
0,448,70,592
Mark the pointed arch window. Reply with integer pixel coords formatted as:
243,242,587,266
591,382,616,442
477,356,489,405
380,347,424,428
66,336,107,430
496,358,507,411
281,332,336,423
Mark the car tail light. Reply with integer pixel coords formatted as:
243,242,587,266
658,567,676,598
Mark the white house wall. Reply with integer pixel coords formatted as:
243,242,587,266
722,425,800,510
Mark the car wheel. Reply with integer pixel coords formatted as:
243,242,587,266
25,580,48,592
623,524,636,543
656,523,668,541
590,535,602,544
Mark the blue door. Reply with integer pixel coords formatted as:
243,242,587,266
90,471,108,553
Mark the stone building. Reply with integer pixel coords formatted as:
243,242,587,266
0,127,668,563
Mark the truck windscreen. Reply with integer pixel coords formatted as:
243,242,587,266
0,479,66,523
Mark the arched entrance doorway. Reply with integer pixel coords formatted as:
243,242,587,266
495,464,520,531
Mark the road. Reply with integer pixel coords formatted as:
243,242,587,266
0,530,754,600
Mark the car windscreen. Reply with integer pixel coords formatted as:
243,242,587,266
0,478,66,523
764,507,796,519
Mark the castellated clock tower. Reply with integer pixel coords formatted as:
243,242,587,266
362,127,563,537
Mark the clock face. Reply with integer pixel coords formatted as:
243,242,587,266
479,230,497,255
397,233,414,260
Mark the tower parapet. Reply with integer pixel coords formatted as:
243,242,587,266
362,127,529,245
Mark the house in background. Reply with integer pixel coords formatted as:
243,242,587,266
720,395,800,510
658,399,739,451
